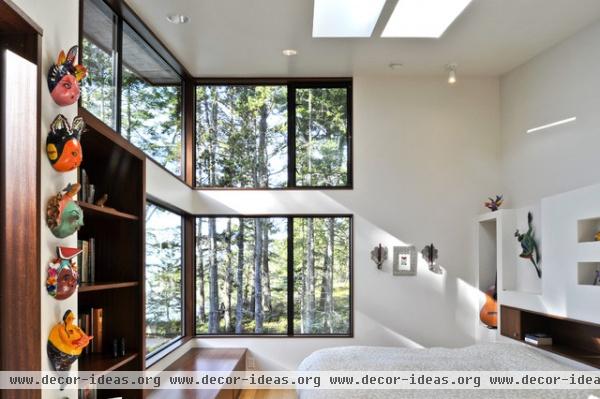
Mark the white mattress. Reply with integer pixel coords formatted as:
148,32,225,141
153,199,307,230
297,343,599,399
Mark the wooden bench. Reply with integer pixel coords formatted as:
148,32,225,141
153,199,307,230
147,348,247,399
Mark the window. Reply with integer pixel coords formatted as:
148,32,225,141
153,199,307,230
122,23,183,176
196,86,288,188
295,87,350,187
145,203,183,355
195,216,352,336
81,0,118,128
195,81,352,189
80,0,185,178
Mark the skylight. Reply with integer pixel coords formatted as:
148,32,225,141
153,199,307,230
381,0,473,38
312,0,387,38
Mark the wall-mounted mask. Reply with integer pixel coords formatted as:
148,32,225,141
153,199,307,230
46,183,84,238
47,310,92,372
47,247,81,300
46,115,84,172
47,46,87,106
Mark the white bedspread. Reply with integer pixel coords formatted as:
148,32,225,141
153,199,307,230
297,343,599,399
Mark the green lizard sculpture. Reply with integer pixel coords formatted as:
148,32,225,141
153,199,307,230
515,212,541,278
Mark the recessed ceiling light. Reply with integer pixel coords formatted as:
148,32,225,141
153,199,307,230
382,0,472,38
313,0,387,38
282,49,298,56
389,63,403,70
166,14,190,24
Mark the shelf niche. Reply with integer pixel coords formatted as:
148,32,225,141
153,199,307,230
578,217,600,243
577,262,600,286
478,218,498,292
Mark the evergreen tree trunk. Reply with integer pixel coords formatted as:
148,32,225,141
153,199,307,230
254,219,264,333
225,219,233,332
262,223,272,313
324,218,335,333
197,218,206,324
208,218,219,333
303,218,315,334
235,220,245,333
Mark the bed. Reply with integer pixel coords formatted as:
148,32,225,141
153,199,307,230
297,343,600,399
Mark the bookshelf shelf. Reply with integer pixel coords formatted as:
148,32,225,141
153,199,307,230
77,107,145,393
78,352,139,373
79,281,139,293
77,201,139,221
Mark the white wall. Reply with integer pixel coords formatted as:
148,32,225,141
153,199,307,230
500,20,600,209
9,0,80,397
497,20,600,326
149,75,502,370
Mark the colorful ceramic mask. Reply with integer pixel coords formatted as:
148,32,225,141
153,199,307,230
47,247,81,300
47,46,87,106
47,310,92,372
46,114,84,172
46,183,84,238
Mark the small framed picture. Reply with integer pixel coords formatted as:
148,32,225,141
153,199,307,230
393,246,417,276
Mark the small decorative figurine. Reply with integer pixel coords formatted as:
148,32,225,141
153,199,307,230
47,310,92,372
515,212,541,278
46,114,85,172
594,270,600,286
46,183,84,238
422,243,442,274
95,194,108,207
484,195,504,212
47,247,81,300
595,231,600,242
47,46,87,106
370,244,388,270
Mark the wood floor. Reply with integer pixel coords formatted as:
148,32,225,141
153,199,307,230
240,389,297,399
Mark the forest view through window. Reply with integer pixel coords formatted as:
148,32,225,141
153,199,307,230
146,203,183,355
195,83,351,188
196,216,352,335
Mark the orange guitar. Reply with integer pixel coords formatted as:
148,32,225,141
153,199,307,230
480,280,498,329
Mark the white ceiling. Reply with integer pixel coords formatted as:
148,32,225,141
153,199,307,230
124,0,600,78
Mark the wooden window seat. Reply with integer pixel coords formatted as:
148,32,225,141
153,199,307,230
147,348,247,399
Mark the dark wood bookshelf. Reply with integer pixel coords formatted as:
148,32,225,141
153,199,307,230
78,352,139,374
501,305,600,369
77,201,139,221
79,281,139,293
77,108,146,399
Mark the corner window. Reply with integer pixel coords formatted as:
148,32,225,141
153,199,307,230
195,216,352,336
145,202,183,355
195,81,352,189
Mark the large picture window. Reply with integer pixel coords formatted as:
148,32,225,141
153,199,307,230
145,203,184,355
195,81,352,189
195,216,352,336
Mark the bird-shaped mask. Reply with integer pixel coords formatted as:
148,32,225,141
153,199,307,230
46,114,84,172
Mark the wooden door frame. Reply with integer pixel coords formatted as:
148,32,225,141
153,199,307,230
0,2,42,399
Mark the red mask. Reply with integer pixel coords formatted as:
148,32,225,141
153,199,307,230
51,74,80,106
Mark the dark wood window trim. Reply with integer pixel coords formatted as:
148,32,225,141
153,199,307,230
193,214,354,338
194,78,354,190
145,197,188,359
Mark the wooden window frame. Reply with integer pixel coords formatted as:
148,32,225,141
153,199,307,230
144,197,188,361
192,214,354,338
194,78,354,190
